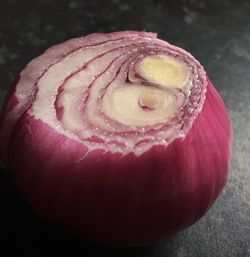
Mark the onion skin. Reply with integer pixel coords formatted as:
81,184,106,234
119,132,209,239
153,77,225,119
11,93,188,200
0,32,232,247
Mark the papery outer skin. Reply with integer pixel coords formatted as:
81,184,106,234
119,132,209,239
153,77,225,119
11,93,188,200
0,32,232,246
2,80,232,246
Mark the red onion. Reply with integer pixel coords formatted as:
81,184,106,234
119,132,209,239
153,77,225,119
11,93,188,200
0,31,232,246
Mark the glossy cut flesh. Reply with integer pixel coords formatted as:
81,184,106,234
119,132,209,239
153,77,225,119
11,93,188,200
0,31,207,159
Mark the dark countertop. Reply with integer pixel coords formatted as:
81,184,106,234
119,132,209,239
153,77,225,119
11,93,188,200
0,0,249,256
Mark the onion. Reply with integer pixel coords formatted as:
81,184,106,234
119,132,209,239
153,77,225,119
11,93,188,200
0,31,232,246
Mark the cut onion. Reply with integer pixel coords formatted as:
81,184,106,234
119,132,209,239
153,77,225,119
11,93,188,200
0,31,232,246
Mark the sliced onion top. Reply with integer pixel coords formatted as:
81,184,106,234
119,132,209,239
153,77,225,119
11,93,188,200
0,31,206,157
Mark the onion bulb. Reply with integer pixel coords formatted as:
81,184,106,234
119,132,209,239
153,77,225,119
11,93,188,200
0,31,232,246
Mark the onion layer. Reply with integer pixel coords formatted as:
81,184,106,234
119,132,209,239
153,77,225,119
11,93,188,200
0,31,232,246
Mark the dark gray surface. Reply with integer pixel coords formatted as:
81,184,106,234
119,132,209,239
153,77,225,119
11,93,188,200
0,0,249,256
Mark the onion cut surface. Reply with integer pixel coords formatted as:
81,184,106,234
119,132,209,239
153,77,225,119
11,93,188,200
0,31,232,246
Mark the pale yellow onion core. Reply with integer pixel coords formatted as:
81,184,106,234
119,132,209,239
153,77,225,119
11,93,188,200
139,92,162,109
138,54,190,89
102,85,179,126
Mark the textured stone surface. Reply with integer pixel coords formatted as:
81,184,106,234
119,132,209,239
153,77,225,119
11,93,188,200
0,0,249,256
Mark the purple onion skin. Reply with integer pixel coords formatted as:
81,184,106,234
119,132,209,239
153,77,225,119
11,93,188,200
0,78,232,246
